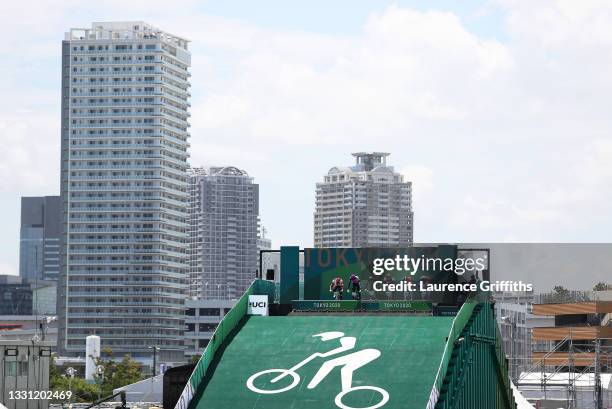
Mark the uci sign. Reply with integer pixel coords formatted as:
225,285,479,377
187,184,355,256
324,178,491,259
248,295,269,316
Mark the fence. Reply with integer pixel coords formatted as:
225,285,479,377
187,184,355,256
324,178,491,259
535,290,612,304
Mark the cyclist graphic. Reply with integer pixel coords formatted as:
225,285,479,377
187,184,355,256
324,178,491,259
246,331,389,409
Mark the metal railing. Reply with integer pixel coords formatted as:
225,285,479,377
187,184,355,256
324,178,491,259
535,290,612,304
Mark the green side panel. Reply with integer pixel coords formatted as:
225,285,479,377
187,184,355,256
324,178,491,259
434,303,517,409
280,246,300,304
176,280,276,409
427,298,477,407
191,315,454,409
186,284,252,391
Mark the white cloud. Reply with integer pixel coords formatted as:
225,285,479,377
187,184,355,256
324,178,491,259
400,164,434,196
182,6,514,146
0,261,17,276
0,110,59,195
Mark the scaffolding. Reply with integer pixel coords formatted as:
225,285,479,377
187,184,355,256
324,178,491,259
515,334,612,409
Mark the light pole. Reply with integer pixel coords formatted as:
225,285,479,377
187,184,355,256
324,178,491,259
94,365,104,402
149,346,159,377
66,367,76,406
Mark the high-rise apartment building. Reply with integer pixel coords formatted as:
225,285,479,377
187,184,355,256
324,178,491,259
188,167,259,300
19,196,61,282
58,22,190,365
314,152,413,247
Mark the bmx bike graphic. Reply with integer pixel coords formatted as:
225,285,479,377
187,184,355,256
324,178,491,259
246,331,389,409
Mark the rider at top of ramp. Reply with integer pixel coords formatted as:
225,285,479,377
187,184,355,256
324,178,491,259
190,315,454,409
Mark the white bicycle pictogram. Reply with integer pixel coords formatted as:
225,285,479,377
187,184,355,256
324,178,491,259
246,331,389,409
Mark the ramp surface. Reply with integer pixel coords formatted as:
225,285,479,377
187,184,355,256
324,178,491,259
191,315,453,409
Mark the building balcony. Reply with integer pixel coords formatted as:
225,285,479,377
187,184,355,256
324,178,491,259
531,352,612,366
532,301,612,315
532,326,612,341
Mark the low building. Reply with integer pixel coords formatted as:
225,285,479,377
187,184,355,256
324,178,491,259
0,276,32,315
0,316,57,345
183,299,235,359
0,340,54,409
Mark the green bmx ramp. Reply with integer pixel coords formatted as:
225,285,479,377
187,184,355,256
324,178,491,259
175,281,518,409
189,315,453,409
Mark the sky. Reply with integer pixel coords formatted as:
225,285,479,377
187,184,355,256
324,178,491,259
1,0,612,278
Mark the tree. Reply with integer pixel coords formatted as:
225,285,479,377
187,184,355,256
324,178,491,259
96,348,144,396
49,353,61,384
190,354,202,364
51,375,99,403
551,285,570,302
49,354,99,403
593,282,610,291
49,349,142,403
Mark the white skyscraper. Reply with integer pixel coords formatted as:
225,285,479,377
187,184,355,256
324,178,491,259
58,22,190,366
314,152,413,247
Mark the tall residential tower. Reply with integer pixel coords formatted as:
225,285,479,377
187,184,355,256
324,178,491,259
314,152,413,247
58,22,190,366
188,167,259,300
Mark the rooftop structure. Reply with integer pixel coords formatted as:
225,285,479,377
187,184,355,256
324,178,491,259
65,21,189,51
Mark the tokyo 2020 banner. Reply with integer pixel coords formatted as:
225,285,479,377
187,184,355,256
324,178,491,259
303,246,487,304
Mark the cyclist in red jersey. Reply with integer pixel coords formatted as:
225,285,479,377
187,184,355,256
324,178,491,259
329,277,344,300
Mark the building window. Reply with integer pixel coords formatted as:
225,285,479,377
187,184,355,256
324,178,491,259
199,323,217,332
4,361,17,377
19,362,28,377
199,308,220,316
